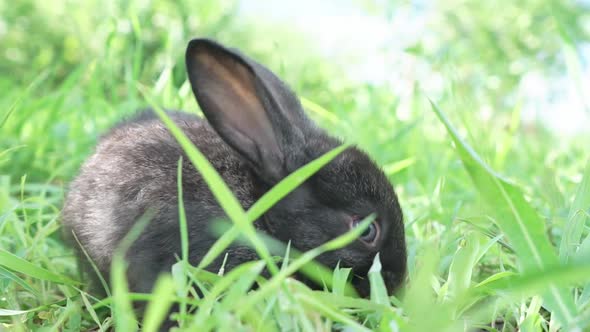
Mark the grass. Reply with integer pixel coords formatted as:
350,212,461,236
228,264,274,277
1,0,590,331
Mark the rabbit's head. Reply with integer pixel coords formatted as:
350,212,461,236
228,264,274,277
186,39,406,296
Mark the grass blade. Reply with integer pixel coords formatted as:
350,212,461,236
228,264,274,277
189,261,266,327
293,285,371,332
473,263,590,299
0,248,78,285
430,101,579,327
300,97,339,125
446,232,481,300
383,157,416,176
142,274,176,332
210,219,359,296
0,298,69,317
80,291,103,331
236,215,374,316
177,157,189,262
368,254,389,306
175,156,190,325
0,265,39,296
0,309,32,316
331,264,352,296
111,255,138,332
138,85,279,275
0,70,50,129
560,159,590,261
110,212,153,332
198,143,348,269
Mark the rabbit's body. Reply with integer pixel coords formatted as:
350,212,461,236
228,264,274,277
63,111,263,293
62,39,406,301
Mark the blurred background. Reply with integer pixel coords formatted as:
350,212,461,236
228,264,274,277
1,0,589,293
3,0,589,130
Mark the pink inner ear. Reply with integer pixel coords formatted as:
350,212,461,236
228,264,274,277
192,49,281,158
195,53,258,107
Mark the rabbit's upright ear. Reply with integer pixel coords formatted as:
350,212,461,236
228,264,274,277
186,39,309,183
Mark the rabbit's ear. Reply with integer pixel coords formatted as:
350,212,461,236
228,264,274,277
186,39,308,183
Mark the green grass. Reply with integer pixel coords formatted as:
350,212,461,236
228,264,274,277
2,0,590,331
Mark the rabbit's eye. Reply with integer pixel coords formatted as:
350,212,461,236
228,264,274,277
361,223,377,241
351,218,380,246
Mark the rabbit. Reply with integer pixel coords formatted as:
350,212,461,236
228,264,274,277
61,38,407,301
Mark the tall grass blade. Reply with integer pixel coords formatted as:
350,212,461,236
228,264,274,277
198,143,348,269
142,274,176,332
560,159,590,261
110,212,153,332
431,101,579,328
0,265,39,295
236,216,374,316
139,85,279,275
300,97,339,124
0,248,78,285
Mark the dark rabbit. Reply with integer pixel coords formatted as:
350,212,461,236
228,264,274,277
62,39,406,300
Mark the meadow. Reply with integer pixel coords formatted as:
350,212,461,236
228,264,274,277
1,1,590,331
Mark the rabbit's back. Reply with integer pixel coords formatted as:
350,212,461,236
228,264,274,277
61,111,257,290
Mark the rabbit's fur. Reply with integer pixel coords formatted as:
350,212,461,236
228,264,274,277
62,39,406,299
